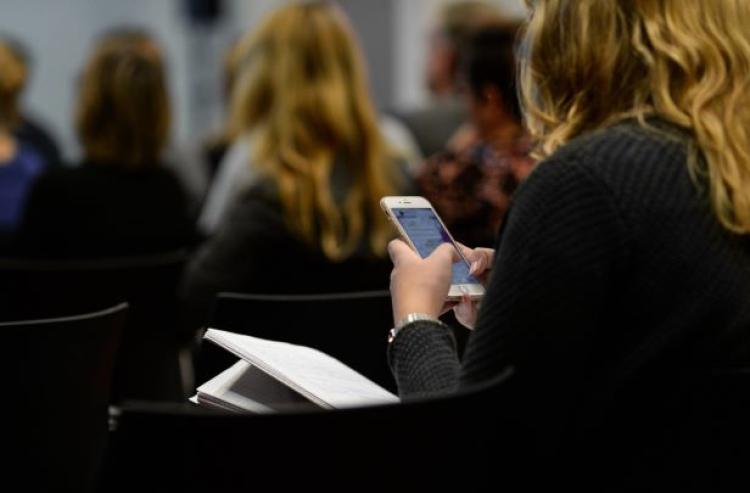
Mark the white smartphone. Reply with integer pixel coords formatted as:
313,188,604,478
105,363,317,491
380,196,485,300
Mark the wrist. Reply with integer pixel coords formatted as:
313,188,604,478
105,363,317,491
388,312,439,344
392,300,441,325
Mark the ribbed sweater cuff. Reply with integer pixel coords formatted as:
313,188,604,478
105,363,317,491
387,320,460,399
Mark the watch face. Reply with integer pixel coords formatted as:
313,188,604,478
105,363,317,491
387,328,398,344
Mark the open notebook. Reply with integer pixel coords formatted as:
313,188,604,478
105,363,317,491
192,329,399,413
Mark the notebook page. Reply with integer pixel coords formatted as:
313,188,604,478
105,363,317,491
205,329,400,409
198,360,317,413
197,360,274,413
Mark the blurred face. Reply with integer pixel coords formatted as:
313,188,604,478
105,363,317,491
425,31,457,97
467,85,501,141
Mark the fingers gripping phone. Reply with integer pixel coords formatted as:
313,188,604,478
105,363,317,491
380,196,485,300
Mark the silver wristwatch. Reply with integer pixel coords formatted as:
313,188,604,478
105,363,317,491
388,313,437,344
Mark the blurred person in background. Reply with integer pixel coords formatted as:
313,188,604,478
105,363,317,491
181,1,411,321
0,39,49,249
16,28,194,258
417,23,533,248
394,0,509,157
425,0,503,97
0,35,62,170
197,19,421,236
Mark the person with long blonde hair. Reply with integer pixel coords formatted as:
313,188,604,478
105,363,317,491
386,0,750,487
183,2,411,314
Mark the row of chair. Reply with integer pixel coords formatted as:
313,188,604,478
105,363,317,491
0,252,409,492
3,294,515,492
0,251,191,402
0,252,469,402
3,303,127,492
4,254,750,491
1,251,190,492
105,370,750,492
100,367,750,492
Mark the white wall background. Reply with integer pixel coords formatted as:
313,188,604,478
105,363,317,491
0,0,190,160
0,0,284,160
0,0,527,160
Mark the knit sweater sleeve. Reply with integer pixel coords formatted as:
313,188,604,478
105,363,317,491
388,155,631,409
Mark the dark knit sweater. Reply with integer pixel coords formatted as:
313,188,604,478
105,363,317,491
180,180,395,326
388,121,750,456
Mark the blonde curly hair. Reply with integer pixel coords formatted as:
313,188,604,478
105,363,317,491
520,0,750,234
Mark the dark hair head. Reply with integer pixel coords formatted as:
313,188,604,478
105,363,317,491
76,28,170,169
464,23,522,121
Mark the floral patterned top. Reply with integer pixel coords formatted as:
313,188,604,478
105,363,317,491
416,134,535,247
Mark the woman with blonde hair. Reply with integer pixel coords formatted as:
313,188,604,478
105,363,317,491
17,29,193,257
196,2,420,236
387,0,750,487
183,2,410,313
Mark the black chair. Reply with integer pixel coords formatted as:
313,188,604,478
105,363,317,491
104,367,750,492
202,290,395,391
0,251,189,402
3,303,127,493
103,374,529,492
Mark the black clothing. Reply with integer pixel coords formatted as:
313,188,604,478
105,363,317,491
15,117,62,168
181,181,393,323
16,161,194,258
388,122,750,483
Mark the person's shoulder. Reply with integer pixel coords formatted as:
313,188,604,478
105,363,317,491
550,119,688,177
64,161,118,180
207,180,289,253
22,165,80,213
32,162,78,185
149,162,188,184
7,142,45,173
226,179,282,222
106,162,187,195
519,119,697,229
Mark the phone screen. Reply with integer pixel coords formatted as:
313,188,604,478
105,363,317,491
392,208,480,285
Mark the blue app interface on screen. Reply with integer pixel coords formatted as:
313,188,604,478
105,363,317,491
393,208,479,285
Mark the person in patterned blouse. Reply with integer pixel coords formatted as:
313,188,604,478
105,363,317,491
416,23,534,248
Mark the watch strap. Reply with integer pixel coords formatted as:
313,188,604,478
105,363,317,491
388,313,439,344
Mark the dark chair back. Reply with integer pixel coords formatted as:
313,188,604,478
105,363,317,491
0,251,188,401
105,367,750,492
3,303,127,493
204,290,395,391
103,374,528,492
584,367,750,491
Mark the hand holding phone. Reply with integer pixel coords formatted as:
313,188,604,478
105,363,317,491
380,196,485,300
